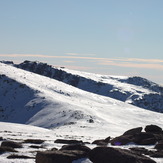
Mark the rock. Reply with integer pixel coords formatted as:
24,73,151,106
150,151,163,158
154,141,163,150
60,144,91,154
133,132,156,145
92,139,108,146
153,133,163,141
89,147,156,163
0,146,17,154
104,136,111,142
24,139,44,144
36,150,86,163
123,127,143,136
130,147,151,155
7,154,34,159
145,125,162,134
30,145,44,149
1,140,22,148
137,138,157,145
110,135,133,145
54,139,83,145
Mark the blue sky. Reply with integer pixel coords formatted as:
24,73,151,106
0,0,163,84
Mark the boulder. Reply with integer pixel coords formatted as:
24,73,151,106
123,127,142,136
110,135,133,145
150,151,163,158
1,140,22,148
24,139,44,144
60,144,91,154
89,147,156,163
137,138,157,145
54,139,83,145
7,154,34,159
154,141,163,150
92,139,108,146
36,150,86,163
133,132,156,145
0,146,17,154
145,125,162,134
130,147,152,156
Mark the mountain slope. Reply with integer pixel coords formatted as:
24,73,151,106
0,62,163,138
13,60,163,113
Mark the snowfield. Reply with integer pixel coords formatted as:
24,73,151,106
0,62,163,162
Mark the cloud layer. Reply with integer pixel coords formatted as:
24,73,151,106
1,53,163,70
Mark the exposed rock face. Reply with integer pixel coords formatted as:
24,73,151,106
88,147,156,163
109,125,163,146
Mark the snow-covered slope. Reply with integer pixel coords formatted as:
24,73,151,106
14,60,163,113
0,62,163,139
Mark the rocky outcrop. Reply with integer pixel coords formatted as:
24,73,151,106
88,147,156,163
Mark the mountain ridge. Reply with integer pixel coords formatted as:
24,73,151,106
0,61,163,138
9,60,163,113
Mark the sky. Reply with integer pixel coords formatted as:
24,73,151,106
0,0,163,84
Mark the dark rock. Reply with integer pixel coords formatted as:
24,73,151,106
7,154,34,159
51,147,58,151
30,145,44,149
92,139,108,146
0,146,17,154
150,151,163,158
92,136,111,146
1,141,22,148
36,150,86,163
0,137,3,141
154,141,163,150
54,139,83,145
123,127,142,136
89,147,156,163
60,144,91,154
104,136,111,142
130,147,151,155
153,133,163,141
110,135,133,145
145,125,162,134
137,138,157,145
24,139,44,144
133,132,156,145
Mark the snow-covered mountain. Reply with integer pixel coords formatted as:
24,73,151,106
0,61,163,137
12,60,163,113
1,61,163,163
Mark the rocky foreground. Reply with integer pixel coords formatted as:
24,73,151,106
0,124,163,163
